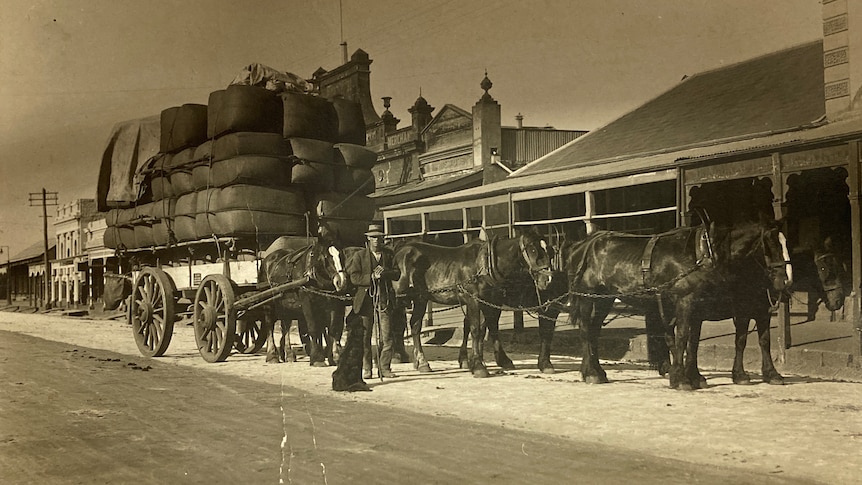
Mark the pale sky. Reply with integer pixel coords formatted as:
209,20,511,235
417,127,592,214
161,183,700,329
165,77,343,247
0,0,822,256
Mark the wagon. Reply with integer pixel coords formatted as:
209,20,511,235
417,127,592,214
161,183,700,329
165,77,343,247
122,235,314,363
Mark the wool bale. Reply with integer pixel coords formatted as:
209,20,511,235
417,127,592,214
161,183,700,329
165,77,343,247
281,91,338,142
207,85,283,138
160,104,208,153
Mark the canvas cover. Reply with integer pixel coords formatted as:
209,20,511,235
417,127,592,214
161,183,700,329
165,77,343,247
230,62,312,94
96,115,161,211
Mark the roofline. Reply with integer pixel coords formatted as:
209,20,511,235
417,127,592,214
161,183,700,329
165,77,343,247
510,120,826,179
382,116,862,213
511,39,824,178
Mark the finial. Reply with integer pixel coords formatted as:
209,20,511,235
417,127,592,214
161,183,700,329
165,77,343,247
480,71,493,95
382,96,392,110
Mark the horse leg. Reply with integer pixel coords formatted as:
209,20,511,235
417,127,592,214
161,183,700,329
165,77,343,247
687,319,707,389
327,304,346,366
466,300,489,378
644,304,671,376
669,300,694,390
301,297,328,367
390,305,411,364
264,311,280,364
537,307,560,374
580,298,610,384
281,320,296,363
408,298,432,373
458,311,470,370
755,309,784,385
484,305,515,371
732,316,752,385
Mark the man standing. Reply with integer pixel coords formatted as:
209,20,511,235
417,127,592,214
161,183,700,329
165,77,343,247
345,223,401,379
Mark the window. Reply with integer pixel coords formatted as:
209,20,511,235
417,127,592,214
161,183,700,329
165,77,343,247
427,209,463,232
389,214,422,236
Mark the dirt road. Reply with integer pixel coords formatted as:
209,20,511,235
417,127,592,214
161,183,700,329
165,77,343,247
1,312,860,484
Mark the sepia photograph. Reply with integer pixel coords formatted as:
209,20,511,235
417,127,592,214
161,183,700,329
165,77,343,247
1,1,860,483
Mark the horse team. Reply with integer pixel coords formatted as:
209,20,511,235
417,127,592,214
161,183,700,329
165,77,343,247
249,216,848,391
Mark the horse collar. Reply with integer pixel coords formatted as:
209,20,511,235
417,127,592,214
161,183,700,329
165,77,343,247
485,236,502,283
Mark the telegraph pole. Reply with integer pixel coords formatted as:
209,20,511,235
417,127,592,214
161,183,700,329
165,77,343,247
29,189,58,309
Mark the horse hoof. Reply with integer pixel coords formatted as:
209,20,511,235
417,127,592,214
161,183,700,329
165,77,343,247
540,366,556,375
765,376,785,385
265,357,280,364
678,383,695,391
733,376,752,385
459,361,469,370
311,361,328,368
472,368,490,378
418,363,432,373
584,375,608,384
500,362,516,371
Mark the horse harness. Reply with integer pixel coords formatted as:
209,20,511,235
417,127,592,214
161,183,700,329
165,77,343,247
482,234,547,286
640,225,714,288
259,244,321,290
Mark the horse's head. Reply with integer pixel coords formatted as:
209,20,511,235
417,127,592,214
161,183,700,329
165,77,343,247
308,243,350,294
327,245,351,294
712,219,792,293
813,239,846,311
516,227,553,291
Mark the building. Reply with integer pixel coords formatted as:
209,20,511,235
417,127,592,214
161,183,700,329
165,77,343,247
52,199,99,307
2,241,56,308
313,50,586,245
375,1,862,336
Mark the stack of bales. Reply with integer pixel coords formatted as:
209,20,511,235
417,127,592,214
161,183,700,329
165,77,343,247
104,78,376,251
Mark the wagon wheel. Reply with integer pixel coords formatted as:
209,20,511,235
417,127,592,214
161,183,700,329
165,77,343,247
235,315,268,354
193,274,237,363
130,267,177,358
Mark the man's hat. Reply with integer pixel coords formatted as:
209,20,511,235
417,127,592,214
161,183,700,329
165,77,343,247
364,223,386,237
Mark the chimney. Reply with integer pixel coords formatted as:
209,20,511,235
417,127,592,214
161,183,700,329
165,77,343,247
823,0,862,119
515,113,523,129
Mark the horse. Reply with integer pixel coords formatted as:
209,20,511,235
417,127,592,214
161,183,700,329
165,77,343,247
391,228,552,378
786,239,847,320
564,219,791,390
246,239,350,366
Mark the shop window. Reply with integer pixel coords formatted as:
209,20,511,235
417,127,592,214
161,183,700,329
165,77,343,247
594,180,675,215
389,214,422,236
427,209,463,232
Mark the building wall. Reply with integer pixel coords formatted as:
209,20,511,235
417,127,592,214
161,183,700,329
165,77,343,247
52,199,98,306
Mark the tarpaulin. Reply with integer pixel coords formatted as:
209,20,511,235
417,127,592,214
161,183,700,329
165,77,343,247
229,62,312,94
96,115,161,211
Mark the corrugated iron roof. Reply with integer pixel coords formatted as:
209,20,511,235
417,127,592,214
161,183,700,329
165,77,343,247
10,240,57,264
514,40,825,178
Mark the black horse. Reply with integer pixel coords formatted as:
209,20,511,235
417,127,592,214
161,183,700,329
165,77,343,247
246,240,350,366
564,219,791,390
787,239,847,320
392,229,552,378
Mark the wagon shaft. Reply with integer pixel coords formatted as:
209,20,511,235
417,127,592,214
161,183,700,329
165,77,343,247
235,276,310,310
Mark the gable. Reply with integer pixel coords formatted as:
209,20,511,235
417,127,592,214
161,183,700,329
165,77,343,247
423,104,472,153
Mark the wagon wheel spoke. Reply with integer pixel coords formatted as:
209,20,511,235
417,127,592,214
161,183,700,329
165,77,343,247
193,274,236,363
130,268,176,358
